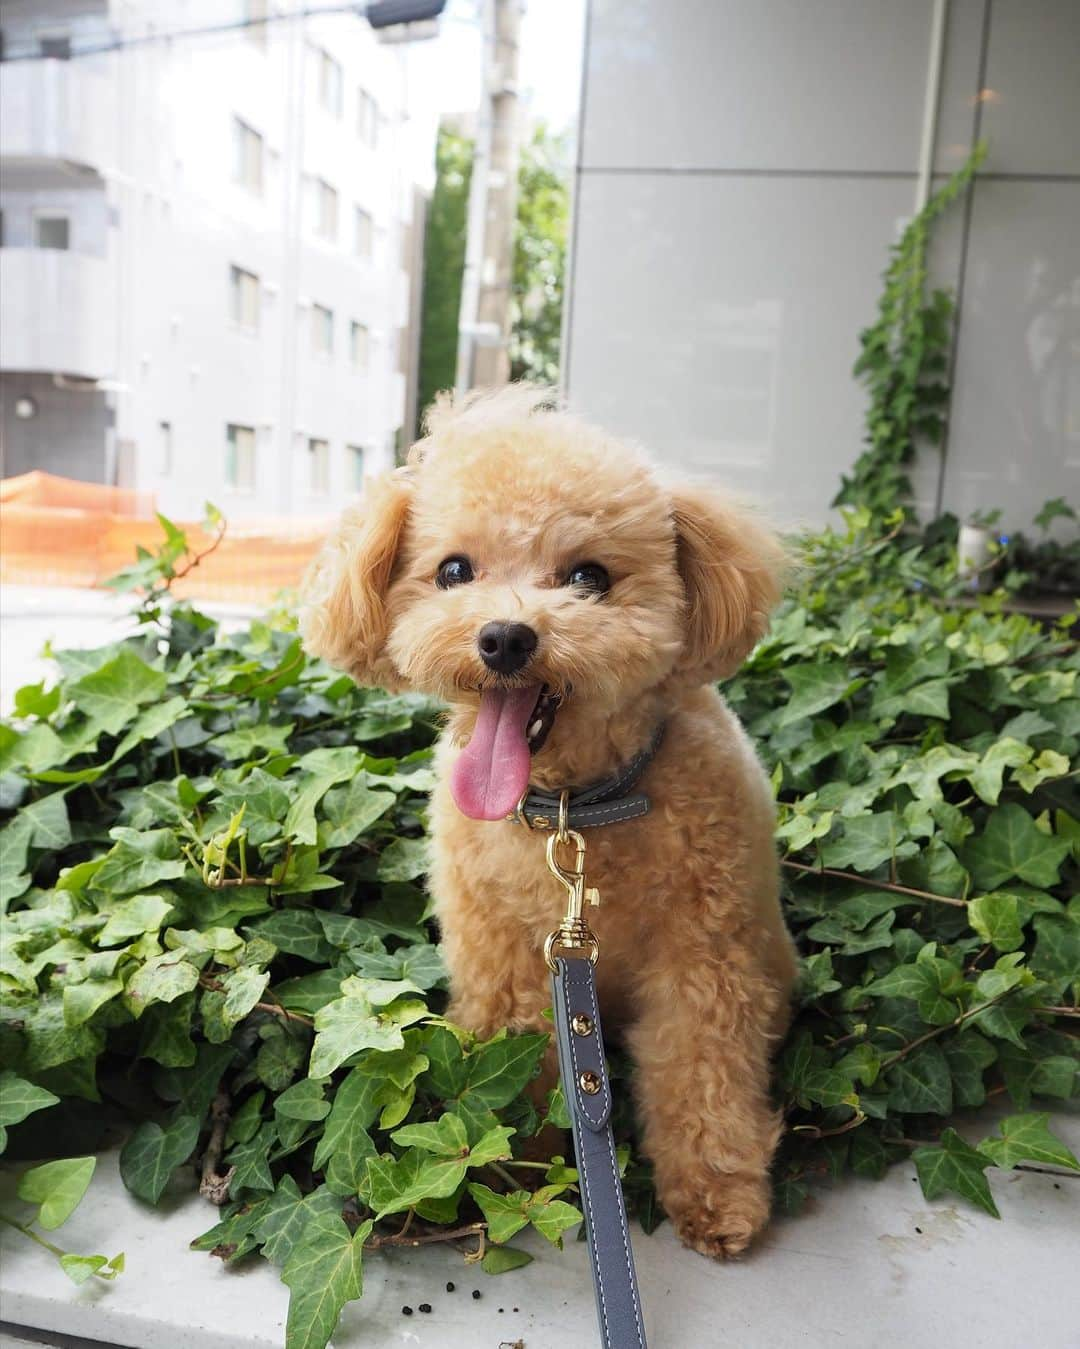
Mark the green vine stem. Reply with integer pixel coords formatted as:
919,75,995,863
834,142,987,517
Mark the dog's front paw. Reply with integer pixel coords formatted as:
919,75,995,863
666,1171,771,1260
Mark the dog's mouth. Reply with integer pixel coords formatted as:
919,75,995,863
449,683,562,822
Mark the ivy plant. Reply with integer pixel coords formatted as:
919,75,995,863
0,506,1077,1349
834,143,986,516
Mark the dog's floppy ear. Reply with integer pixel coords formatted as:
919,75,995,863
670,485,786,680
301,469,412,687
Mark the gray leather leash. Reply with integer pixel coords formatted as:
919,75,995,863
552,955,648,1349
512,733,660,1349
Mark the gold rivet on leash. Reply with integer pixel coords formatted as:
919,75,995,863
571,1013,594,1037
579,1071,601,1095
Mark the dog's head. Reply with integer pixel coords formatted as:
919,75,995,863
302,387,784,820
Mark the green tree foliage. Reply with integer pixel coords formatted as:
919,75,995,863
834,144,986,516
415,125,473,433
0,509,1076,1347
510,124,570,385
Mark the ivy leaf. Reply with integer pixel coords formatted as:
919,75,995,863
221,966,271,1025
467,1182,530,1243
69,648,166,734
97,893,176,946
251,911,335,965
886,1043,953,1116
964,804,1071,890
1030,915,1080,998
529,1195,583,1245
461,1033,549,1109
391,1112,468,1156
226,1120,278,1196
968,893,1024,953
375,837,429,882
468,1124,517,1168
255,1176,341,1265
968,738,1034,805
63,976,124,1028
481,1245,534,1274
20,792,72,849
364,1148,469,1217
779,663,863,727
281,1212,372,1349
309,987,427,1079
913,1128,999,1217
820,812,915,873
283,751,359,845
274,1078,331,1122
942,1032,997,1108
213,769,292,846
17,1156,96,1229
92,828,187,896
0,1072,60,1130
124,953,201,1017
59,1252,123,1285
977,1113,1080,1172
313,1069,382,1170
119,1115,200,1204
319,777,396,848
209,721,293,760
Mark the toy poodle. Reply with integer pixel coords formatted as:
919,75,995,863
302,386,797,1257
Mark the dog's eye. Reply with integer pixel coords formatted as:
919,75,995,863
565,562,611,596
436,556,474,589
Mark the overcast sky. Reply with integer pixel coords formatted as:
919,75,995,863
401,0,586,184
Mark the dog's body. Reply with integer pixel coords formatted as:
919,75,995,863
303,387,797,1257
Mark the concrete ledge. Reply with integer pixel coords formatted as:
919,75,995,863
2,1117,1077,1349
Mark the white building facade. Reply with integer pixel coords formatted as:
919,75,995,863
0,0,417,520
564,0,1080,531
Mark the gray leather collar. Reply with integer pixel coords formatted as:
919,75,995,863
508,724,665,830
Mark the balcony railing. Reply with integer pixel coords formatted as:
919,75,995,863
0,59,116,174
0,249,118,380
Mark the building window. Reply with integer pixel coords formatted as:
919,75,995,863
39,34,72,60
349,321,369,369
245,0,268,45
347,445,366,492
34,213,70,250
230,265,260,329
353,207,373,259
315,179,338,241
226,423,256,490
233,117,264,193
357,89,378,146
159,421,173,476
312,304,334,357
315,48,343,117
308,438,330,494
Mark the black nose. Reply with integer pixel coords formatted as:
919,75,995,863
477,621,537,675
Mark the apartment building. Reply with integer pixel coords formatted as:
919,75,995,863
0,0,418,519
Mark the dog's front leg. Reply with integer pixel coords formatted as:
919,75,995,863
626,940,787,1258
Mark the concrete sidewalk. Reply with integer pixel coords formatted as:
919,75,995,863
1,1123,1077,1349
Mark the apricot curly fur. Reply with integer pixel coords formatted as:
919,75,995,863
302,386,798,1259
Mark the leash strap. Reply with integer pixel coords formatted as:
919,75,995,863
513,725,664,831
552,955,648,1349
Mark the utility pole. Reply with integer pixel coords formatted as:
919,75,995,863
455,0,521,394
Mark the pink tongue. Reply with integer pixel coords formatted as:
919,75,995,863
450,685,540,821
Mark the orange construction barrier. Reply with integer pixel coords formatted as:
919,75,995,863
0,472,330,605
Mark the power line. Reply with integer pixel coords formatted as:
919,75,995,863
0,5,368,63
